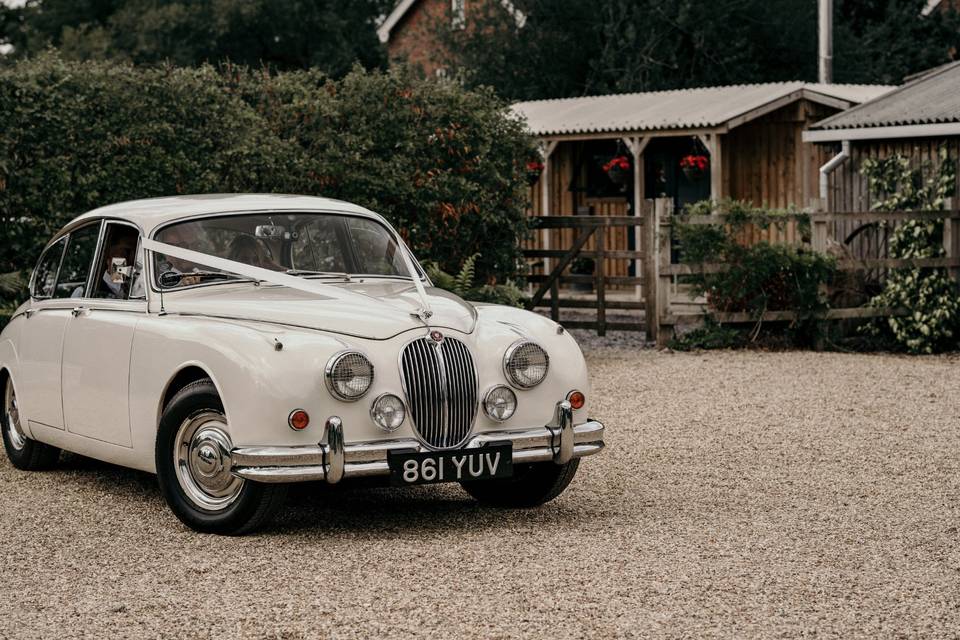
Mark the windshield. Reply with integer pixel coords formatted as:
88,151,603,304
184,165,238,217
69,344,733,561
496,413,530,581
153,212,416,289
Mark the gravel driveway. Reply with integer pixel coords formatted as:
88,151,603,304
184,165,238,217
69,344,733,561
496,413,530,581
2,338,959,639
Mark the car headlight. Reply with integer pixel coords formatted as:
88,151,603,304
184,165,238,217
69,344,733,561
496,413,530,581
483,385,517,422
503,340,549,388
370,393,405,431
324,351,374,401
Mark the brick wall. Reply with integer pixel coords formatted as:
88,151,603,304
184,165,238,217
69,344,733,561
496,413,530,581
386,0,453,78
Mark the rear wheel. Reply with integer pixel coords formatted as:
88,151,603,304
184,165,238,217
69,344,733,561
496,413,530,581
1,376,60,470
155,379,286,535
461,459,580,508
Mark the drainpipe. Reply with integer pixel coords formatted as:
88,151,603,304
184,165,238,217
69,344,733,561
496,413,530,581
818,140,850,208
818,0,833,83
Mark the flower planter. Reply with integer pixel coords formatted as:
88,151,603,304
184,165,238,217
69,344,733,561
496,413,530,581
526,161,544,186
680,154,709,182
682,165,705,182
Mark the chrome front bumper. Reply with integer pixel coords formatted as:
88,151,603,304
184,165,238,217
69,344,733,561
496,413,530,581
230,400,605,484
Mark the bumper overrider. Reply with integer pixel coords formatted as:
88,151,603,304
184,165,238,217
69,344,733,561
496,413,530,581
229,400,605,484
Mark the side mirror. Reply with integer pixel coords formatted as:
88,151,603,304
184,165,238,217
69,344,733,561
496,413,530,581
158,270,183,288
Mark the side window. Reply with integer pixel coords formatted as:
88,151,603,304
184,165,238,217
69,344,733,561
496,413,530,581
31,238,67,299
53,222,102,299
92,223,144,300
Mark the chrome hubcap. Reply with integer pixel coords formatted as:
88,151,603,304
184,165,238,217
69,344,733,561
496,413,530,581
4,380,26,451
174,412,243,512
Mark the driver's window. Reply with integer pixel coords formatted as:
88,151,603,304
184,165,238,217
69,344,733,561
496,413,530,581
92,223,144,300
53,222,101,299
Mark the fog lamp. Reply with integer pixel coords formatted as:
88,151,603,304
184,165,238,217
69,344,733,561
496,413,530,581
370,393,405,431
483,385,517,422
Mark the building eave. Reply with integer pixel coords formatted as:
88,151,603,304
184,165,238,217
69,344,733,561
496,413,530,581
803,122,960,143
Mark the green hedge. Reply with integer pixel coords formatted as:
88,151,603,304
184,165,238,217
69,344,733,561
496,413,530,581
0,54,535,313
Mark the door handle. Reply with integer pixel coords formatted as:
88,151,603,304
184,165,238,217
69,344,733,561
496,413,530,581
24,309,36,318
71,306,88,317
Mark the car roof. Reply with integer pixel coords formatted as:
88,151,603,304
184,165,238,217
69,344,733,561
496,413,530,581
62,194,385,237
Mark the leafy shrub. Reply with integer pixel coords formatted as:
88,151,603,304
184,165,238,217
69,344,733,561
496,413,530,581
0,53,300,277
227,64,535,286
423,254,524,307
669,318,743,351
860,149,959,354
676,200,835,321
0,55,535,315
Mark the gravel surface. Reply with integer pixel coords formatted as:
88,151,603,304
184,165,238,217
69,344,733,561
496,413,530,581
2,343,960,639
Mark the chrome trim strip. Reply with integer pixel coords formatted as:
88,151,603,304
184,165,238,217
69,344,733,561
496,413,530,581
230,403,605,484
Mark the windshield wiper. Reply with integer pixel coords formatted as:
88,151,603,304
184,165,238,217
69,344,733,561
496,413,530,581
285,269,352,281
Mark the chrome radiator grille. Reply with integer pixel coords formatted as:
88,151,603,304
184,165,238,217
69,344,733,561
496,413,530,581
400,336,478,449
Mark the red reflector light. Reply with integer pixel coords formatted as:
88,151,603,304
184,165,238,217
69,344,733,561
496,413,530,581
288,409,310,431
567,391,585,410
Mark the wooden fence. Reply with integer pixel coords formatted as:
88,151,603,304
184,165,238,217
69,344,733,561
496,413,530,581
524,198,960,346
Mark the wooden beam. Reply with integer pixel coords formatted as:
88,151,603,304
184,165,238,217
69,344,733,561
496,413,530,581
538,127,727,145
624,136,649,299
525,226,595,310
697,133,724,202
539,140,558,274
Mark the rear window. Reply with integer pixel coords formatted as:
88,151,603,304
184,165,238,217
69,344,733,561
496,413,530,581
53,223,101,299
31,238,66,299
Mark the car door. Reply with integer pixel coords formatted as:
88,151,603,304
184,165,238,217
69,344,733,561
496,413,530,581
61,221,145,448
16,235,71,431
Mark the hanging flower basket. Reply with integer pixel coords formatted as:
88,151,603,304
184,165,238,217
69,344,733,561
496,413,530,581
603,155,631,186
526,160,544,186
680,154,709,182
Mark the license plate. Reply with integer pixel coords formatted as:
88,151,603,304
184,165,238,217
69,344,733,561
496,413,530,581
388,444,513,486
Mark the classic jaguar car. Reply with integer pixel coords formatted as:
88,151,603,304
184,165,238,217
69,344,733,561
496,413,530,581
0,194,605,534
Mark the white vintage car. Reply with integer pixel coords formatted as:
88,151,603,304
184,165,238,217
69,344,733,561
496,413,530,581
0,195,605,534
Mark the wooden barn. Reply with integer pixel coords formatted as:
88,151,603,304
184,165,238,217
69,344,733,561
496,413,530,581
511,82,891,280
803,61,960,213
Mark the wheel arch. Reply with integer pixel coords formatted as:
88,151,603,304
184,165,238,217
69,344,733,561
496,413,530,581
158,362,223,425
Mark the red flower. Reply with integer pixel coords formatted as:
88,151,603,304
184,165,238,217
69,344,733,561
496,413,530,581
680,154,709,171
526,161,544,172
603,155,631,172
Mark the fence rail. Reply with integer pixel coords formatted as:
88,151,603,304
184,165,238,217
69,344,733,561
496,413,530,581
523,200,960,346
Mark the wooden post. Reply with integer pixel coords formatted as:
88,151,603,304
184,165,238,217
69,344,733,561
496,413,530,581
642,199,658,343
697,133,723,202
540,140,558,274
595,227,606,336
810,202,829,350
943,199,959,287
656,198,675,348
550,279,559,322
623,136,650,300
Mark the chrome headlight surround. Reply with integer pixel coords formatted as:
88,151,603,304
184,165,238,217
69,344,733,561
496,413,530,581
482,385,517,422
370,393,406,432
324,350,375,401
502,340,549,389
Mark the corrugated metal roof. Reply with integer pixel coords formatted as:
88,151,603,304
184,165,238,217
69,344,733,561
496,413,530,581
811,61,960,130
511,82,892,137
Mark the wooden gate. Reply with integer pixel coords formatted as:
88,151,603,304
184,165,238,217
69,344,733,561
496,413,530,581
523,201,660,337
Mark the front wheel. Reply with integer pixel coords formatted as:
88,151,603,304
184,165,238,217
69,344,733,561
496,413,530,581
460,459,580,508
156,379,286,535
2,376,61,470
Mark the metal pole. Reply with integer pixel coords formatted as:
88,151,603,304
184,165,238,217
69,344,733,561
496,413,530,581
819,0,833,84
